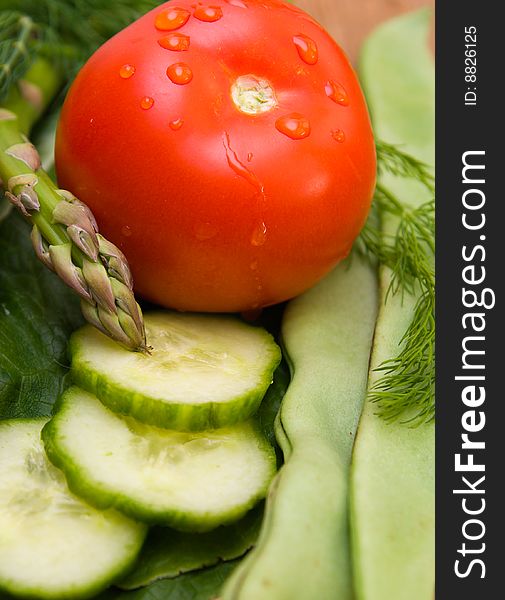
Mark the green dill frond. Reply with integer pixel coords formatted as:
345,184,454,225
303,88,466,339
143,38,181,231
358,186,434,296
376,141,435,194
369,288,435,425
358,142,435,426
0,0,161,101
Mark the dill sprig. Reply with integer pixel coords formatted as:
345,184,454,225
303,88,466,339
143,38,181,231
358,142,435,425
371,287,434,424
0,0,161,101
376,141,435,194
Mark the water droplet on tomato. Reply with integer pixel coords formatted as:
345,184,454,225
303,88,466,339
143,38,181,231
155,7,191,31
194,222,218,240
331,129,345,143
121,225,132,237
158,33,190,51
140,96,154,110
169,118,184,130
166,63,193,85
194,5,223,21
325,80,349,106
119,64,135,79
247,152,253,162
251,222,267,246
223,133,264,196
275,113,311,140
293,34,318,65
225,0,247,7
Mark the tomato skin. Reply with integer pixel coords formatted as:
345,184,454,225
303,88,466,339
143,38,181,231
55,0,376,312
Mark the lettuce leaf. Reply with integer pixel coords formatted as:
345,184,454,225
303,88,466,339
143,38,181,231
0,213,83,419
119,507,262,590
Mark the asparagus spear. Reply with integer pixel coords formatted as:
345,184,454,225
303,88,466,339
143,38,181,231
0,60,147,352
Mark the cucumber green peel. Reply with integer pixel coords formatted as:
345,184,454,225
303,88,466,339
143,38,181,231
43,387,276,531
222,255,378,600
69,312,281,431
350,10,435,600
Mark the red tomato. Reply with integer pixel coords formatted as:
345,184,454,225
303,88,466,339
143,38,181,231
56,0,376,312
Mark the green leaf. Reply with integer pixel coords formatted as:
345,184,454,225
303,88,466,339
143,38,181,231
119,507,262,590
0,212,83,419
256,359,289,450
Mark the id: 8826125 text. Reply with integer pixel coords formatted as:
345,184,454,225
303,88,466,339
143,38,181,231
464,26,477,106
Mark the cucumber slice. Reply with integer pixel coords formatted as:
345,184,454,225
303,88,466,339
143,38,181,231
42,387,277,531
0,419,146,600
70,312,281,430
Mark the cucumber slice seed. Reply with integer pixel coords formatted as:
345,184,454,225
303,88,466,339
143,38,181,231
70,312,282,431
0,419,146,600
42,387,277,531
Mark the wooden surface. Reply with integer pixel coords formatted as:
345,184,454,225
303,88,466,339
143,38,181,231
295,0,434,64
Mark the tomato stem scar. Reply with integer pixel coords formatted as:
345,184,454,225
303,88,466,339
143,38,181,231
231,75,277,115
